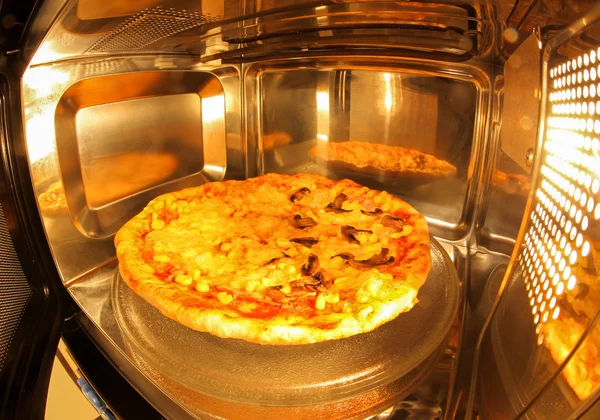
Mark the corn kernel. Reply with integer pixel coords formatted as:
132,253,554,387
315,294,326,310
192,269,201,281
403,225,413,235
153,254,170,263
276,238,291,248
281,284,291,294
180,249,197,258
153,201,165,210
175,274,193,286
217,292,234,305
367,279,381,296
287,266,296,274
221,243,232,252
325,293,340,304
246,279,260,292
196,283,210,292
368,233,378,243
390,232,402,239
358,306,373,320
261,277,271,286
151,219,165,230
277,262,286,270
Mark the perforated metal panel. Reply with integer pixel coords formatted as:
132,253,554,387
85,7,221,53
519,45,600,346
0,202,32,373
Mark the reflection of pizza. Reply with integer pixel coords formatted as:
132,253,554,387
542,238,600,400
115,173,431,345
39,181,67,216
308,141,456,187
263,132,292,151
82,152,178,208
492,169,530,196
38,152,178,214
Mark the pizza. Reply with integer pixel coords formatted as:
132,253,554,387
114,173,431,345
308,141,456,187
38,180,67,216
541,237,600,399
492,169,530,197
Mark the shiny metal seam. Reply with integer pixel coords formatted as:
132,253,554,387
515,307,600,419
464,33,550,420
473,75,503,236
443,246,470,420
460,68,494,249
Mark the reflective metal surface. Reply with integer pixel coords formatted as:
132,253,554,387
23,57,242,282
55,71,226,238
475,4,600,419
22,0,598,419
244,58,490,241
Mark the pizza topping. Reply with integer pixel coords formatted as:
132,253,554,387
361,208,383,216
301,254,320,276
290,237,319,247
325,193,351,213
266,287,287,303
312,269,333,289
334,248,395,268
341,225,373,244
290,187,311,202
291,214,317,229
315,294,326,310
196,283,210,293
381,215,405,231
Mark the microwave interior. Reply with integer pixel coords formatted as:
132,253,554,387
18,0,600,418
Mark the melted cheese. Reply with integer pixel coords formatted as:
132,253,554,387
138,177,416,315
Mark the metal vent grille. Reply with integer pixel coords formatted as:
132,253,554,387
519,46,600,345
85,7,221,53
0,203,32,372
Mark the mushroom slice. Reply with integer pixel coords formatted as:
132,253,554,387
291,214,317,229
332,252,354,260
290,187,311,202
263,257,281,266
361,208,383,216
325,193,351,213
341,225,372,244
301,253,320,276
333,249,395,268
312,269,333,289
381,215,405,231
352,248,395,268
290,237,319,247
266,287,287,303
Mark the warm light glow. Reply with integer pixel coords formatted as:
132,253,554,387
29,41,65,65
23,65,69,98
568,275,577,290
552,307,560,319
202,95,225,124
25,109,56,163
316,92,329,111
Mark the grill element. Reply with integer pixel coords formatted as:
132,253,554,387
0,203,32,372
86,7,221,53
520,46,600,345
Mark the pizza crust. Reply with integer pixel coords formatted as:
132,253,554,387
115,173,431,345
